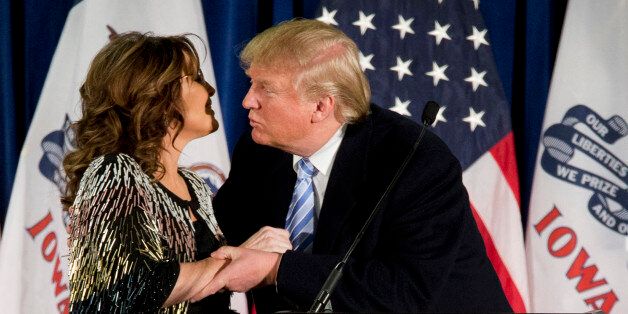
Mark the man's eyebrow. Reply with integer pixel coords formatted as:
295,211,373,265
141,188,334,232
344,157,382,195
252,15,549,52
249,77,278,89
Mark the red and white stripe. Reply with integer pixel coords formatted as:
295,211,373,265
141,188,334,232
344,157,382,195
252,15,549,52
462,132,529,312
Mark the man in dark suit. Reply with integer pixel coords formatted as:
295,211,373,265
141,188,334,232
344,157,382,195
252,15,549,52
206,19,512,313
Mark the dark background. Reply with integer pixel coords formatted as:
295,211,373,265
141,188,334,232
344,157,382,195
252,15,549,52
0,0,568,228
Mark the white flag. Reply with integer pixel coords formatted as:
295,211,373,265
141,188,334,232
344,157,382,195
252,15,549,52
526,1,628,313
0,0,240,312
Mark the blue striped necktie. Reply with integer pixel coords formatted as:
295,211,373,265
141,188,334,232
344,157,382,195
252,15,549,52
285,158,317,252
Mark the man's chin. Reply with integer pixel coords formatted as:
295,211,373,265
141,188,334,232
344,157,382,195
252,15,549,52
251,130,271,146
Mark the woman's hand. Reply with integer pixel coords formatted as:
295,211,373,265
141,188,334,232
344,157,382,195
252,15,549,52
191,246,281,299
240,226,292,253
163,257,229,307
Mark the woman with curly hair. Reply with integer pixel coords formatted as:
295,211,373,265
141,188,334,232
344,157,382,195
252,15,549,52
63,32,288,313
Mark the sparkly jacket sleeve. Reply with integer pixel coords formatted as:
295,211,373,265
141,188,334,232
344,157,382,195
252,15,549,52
68,155,180,313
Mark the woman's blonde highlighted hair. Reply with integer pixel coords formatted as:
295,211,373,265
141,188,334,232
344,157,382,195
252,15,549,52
240,19,371,123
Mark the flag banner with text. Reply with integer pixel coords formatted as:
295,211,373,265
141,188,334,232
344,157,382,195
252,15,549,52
0,0,236,312
526,1,627,313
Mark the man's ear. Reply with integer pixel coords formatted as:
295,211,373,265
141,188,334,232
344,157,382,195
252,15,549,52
311,95,335,123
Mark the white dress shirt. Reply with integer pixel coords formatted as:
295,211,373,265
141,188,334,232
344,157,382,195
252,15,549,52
292,125,347,220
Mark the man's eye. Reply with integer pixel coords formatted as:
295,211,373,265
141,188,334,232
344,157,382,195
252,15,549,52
260,85,274,94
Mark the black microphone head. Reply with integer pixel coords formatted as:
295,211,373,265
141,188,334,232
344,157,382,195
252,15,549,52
422,101,440,126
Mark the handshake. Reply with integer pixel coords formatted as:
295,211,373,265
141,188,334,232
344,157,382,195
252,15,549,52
189,226,293,303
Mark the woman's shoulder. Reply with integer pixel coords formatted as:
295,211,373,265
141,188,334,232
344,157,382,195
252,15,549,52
87,152,140,170
74,153,153,214
83,153,146,182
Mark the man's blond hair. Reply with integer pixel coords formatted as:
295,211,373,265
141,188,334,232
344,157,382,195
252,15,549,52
240,19,371,123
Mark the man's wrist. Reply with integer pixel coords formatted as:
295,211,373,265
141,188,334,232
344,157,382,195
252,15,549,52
265,252,282,286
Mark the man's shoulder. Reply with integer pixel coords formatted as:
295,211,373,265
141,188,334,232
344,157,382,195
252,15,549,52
365,104,450,154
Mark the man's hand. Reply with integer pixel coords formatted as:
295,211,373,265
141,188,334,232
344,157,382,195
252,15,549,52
240,226,292,253
192,246,281,298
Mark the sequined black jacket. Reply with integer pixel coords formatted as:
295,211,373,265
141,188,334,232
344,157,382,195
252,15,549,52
68,153,225,313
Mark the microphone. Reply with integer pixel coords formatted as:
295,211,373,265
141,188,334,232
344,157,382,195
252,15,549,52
308,101,440,313
422,100,440,126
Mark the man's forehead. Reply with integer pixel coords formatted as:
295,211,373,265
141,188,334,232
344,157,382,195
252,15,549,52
246,65,295,82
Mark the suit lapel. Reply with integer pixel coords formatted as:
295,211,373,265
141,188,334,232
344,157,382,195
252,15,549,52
314,117,372,253
264,152,296,228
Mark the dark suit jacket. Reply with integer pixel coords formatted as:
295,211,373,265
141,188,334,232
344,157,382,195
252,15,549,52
213,105,511,313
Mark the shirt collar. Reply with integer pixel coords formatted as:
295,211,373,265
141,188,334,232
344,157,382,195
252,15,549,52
293,124,347,176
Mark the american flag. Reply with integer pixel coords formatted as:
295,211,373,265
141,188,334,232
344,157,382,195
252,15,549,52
316,0,528,311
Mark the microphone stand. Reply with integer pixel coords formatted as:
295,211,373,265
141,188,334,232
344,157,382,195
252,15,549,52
308,101,439,312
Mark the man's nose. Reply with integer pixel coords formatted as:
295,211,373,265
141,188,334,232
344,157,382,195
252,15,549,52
242,88,259,109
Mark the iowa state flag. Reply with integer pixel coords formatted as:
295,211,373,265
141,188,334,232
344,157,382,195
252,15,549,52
526,1,627,313
0,0,232,312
